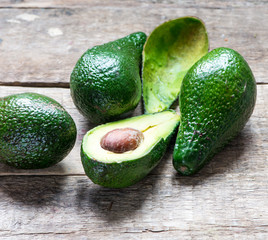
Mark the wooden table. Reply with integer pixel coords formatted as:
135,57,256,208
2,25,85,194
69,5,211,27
0,1,267,239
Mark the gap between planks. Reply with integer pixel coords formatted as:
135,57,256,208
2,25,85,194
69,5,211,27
0,82,267,88
0,82,70,88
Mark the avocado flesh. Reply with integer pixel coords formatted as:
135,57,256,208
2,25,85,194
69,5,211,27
0,93,77,169
70,32,147,124
81,110,180,188
173,47,256,175
143,17,208,113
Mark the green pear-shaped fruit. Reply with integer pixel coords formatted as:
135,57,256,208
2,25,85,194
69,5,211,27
70,32,147,124
142,17,208,113
173,47,256,175
81,110,180,188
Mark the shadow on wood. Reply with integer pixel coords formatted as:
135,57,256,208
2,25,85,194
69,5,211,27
0,160,71,175
74,145,171,222
0,175,67,207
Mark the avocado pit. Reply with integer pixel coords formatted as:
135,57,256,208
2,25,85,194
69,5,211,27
100,128,144,153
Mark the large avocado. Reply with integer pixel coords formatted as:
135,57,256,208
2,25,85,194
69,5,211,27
81,110,180,188
70,32,147,124
173,47,256,175
0,93,77,169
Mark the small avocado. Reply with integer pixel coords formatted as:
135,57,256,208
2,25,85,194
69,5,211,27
142,17,208,113
0,93,77,169
70,32,147,124
81,110,180,188
173,47,256,175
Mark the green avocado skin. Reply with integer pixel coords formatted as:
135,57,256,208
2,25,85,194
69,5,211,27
81,124,178,188
0,93,77,169
70,32,147,124
173,47,256,175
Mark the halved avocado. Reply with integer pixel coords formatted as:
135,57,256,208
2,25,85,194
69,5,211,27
142,17,209,113
81,110,180,188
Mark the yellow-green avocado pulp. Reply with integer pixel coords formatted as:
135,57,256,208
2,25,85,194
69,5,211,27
81,110,180,188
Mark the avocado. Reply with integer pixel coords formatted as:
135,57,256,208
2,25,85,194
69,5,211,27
142,17,208,113
173,47,256,175
0,93,77,169
70,32,147,124
81,110,180,188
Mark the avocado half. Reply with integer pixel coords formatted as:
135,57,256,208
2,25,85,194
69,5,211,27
142,17,209,113
81,110,180,188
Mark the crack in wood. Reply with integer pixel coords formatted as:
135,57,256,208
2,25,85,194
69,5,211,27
0,231,78,236
0,6,71,9
0,82,70,88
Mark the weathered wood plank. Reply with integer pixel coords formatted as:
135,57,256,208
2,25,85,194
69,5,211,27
0,1,267,239
0,85,267,178
1,0,268,9
0,2,267,86
0,174,267,239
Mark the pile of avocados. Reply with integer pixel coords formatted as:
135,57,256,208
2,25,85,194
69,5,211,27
0,16,256,189
71,17,256,187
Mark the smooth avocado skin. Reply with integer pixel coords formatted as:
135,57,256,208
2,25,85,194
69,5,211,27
70,32,147,124
81,110,180,188
173,47,256,175
0,93,77,169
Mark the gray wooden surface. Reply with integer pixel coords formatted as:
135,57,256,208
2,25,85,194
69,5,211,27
0,1,267,239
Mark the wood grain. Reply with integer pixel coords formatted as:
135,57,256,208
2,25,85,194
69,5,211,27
0,1,267,239
0,1,267,86
0,173,267,239
1,0,268,8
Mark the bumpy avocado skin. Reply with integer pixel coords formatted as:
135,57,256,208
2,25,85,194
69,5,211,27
81,127,178,188
0,93,77,169
70,32,147,124
173,47,256,175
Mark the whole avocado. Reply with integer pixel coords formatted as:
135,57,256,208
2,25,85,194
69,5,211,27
70,32,147,124
0,93,77,169
173,47,256,175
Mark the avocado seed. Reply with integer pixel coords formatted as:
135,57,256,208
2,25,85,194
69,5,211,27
100,128,144,153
